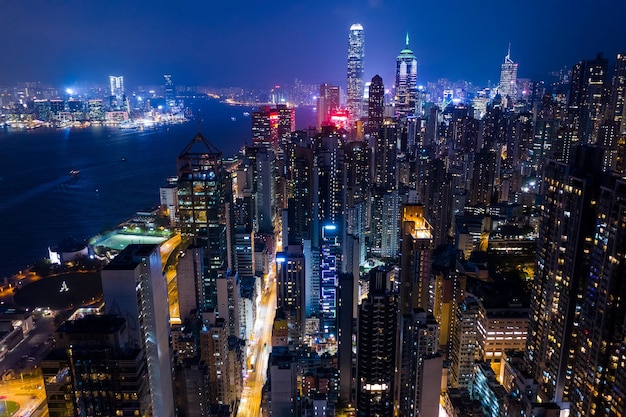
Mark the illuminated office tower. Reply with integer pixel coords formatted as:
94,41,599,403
276,104,296,146
399,204,433,314
87,99,104,121
394,33,418,117
347,23,365,121
498,45,518,102
252,106,273,147
317,83,341,128
252,105,294,149
356,267,397,417
526,146,604,404
320,223,340,337
109,75,124,99
109,75,125,109
164,73,176,107
101,244,175,417
177,131,228,310
33,99,51,121
366,74,384,136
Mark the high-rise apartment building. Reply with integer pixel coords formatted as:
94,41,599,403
200,313,238,411
347,23,365,122
394,34,418,117
568,54,608,146
449,296,486,388
356,267,397,416
399,204,433,314
366,74,384,136
276,246,306,339
396,310,441,417
570,176,626,417
526,146,604,403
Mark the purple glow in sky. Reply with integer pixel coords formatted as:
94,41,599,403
1,0,625,88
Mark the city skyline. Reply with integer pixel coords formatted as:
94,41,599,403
2,0,626,88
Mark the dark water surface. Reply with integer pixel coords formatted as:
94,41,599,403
0,99,261,278
0,101,316,278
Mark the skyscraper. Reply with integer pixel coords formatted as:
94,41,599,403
177,131,229,310
399,204,433,314
42,315,150,417
570,176,626,417
164,73,176,108
317,83,341,128
109,75,125,110
394,33,418,117
347,23,365,122
498,45,518,102
526,146,604,403
356,267,397,416
101,244,175,417
366,74,384,136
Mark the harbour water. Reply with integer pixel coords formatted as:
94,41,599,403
0,99,315,278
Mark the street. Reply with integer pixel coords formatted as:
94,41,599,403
237,263,277,417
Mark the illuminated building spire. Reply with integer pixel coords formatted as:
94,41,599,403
505,42,513,63
406,31,409,48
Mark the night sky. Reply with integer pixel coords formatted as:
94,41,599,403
2,0,626,89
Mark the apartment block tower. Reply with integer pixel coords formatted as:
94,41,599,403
399,204,433,314
526,146,604,404
356,267,397,416
570,163,626,416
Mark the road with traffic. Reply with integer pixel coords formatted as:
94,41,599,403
237,263,277,417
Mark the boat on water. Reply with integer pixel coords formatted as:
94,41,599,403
69,170,80,177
